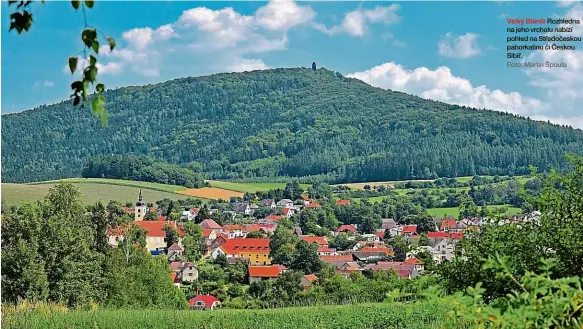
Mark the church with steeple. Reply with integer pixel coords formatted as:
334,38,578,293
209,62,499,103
134,189,147,221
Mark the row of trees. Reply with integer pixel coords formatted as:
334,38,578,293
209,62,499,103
1,184,186,308
81,155,206,188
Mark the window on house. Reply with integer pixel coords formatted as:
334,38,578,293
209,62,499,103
138,209,141,213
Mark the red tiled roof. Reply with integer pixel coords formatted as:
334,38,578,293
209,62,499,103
158,216,166,221
303,274,318,282
320,255,353,263
243,224,262,232
219,238,270,255
122,207,135,214
222,224,244,232
306,202,321,208
200,219,222,230
405,257,424,265
336,224,358,233
248,265,281,278
189,295,220,308
191,208,200,212
265,215,285,221
170,272,177,282
301,236,328,245
283,208,293,215
335,199,351,206
427,232,464,239
134,221,184,237
440,219,457,231
202,229,212,237
361,246,393,256
375,231,385,239
401,225,417,234
300,195,310,200
317,246,336,253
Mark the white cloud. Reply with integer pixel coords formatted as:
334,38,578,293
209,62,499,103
255,0,316,31
94,1,312,78
228,58,269,72
314,4,401,37
347,62,549,117
438,32,481,58
43,80,55,87
122,24,177,50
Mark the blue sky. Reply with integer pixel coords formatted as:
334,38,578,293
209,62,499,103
2,1,582,128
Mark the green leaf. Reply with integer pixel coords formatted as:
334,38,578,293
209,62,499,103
96,83,105,93
106,37,116,51
91,95,108,127
84,0,94,8
81,29,97,49
70,80,83,91
91,40,99,54
22,11,33,31
84,66,98,82
68,57,78,74
89,55,97,67
71,0,80,9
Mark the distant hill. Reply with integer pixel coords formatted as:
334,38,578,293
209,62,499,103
2,67,583,183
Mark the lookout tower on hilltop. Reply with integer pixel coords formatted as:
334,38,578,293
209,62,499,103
312,62,316,71
135,189,147,221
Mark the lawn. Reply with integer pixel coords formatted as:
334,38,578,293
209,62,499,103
2,302,448,329
208,180,310,193
426,205,522,218
2,182,188,208
29,178,186,193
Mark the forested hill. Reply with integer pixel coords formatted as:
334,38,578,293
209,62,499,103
3,67,583,183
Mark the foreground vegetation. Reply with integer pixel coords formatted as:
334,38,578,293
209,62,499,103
2,302,448,329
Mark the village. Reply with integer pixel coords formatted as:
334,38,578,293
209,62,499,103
104,188,538,310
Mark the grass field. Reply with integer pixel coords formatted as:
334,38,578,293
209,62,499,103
178,187,244,200
2,182,186,207
426,205,522,218
2,302,448,329
208,180,310,193
336,176,530,190
29,178,186,193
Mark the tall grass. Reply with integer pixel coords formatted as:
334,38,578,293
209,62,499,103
2,301,448,329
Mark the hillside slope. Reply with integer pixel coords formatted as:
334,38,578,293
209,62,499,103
2,67,583,183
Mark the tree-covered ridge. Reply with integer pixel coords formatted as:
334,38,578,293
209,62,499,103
82,155,206,188
3,67,583,183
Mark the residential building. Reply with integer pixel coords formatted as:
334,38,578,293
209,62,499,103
335,224,358,235
301,235,328,246
261,199,277,209
234,202,251,215
316,246,337,256
167,243,184,261
221,225,246,238
277,199,294,208
171,261,199,282
335,199,351,206
200,219,222,231
248,265,283,283
283,207,295,218
211,238,271,265
189,295,221,310
109,221,183,251
301,274,318,290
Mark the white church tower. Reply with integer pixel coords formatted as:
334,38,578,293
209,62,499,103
134,189,147,221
